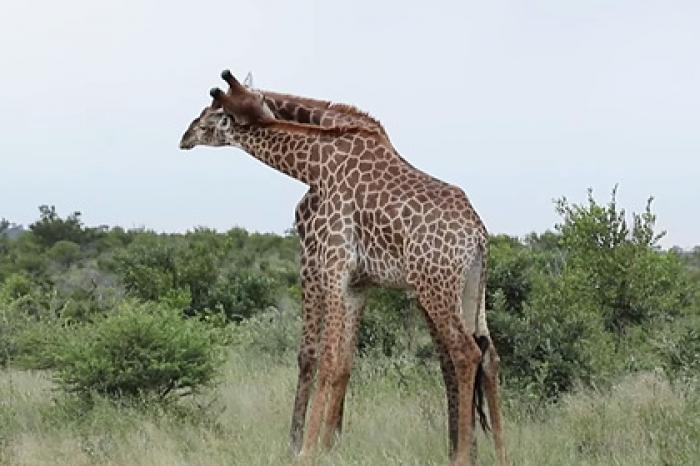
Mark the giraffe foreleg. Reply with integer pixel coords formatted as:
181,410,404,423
299,268,349,457
289,257,323,453
321,287,367,449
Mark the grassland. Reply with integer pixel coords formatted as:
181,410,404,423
1,351,698,466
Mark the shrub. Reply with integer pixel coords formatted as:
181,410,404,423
113,231,277,321
206,268,276,321
47,240,82,268
487,234,536,313
114,234,179,301
491,269,616,399
358,289,414,357
554,188,691,334
29,205,92,247
52,300,225,401
656,315,700,382
231,305,300,357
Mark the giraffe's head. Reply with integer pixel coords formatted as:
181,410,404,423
179,70,274,150
179,102,229,150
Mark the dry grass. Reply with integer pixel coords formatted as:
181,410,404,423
1,355,698,466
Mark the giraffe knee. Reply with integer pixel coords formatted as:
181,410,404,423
453,341,482,373
331,366,351,388
298,346,317,372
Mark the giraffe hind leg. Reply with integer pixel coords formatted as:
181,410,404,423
421,309,459,458
417,287,482,466
480,336,508,466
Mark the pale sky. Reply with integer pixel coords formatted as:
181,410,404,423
1,1,698,248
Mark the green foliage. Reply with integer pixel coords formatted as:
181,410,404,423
487,188,698,398
0,234,48,279
487,235,536,313
492,271,616,398
207,268,276,321
1,195,698,406
555,187,691,334
29,205,95,247
230,305,300,357
655,315,700,382
358,289,414,357
47,240,82,268
52,300,225,401
113,230,277,321
114,233,180,301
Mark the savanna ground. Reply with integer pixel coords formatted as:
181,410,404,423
2,190,699,465
2,352,699,466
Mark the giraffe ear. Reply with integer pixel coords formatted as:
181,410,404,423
243,71,254,88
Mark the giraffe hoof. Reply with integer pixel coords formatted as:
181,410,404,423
210,87,224,99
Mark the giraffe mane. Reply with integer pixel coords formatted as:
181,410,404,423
327,102,384,131
260,90,388,139
261,90,332,111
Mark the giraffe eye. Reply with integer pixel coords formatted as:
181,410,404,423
216,116,231,131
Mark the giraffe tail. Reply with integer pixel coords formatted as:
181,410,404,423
473,335,491,432
464,243,491,432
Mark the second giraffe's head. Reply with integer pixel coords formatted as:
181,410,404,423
179,70,274,150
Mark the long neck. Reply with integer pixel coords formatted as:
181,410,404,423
224,121,327,187
261,90,390,141
224,121,399,189
259,91,421,169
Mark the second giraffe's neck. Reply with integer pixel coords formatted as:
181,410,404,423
261,90,390,141
224,121,384,188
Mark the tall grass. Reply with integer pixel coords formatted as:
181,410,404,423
1,353,698,466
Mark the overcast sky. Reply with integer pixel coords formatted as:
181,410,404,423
1,1,698,248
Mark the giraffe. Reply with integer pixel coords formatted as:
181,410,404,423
224,70,467,456
179,75,507,466
219,71,439,453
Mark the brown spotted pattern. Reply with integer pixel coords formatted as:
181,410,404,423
179,77,507,466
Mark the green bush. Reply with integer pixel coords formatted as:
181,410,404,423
358,289,415,357
114,231,277,321
488,188,698,399
487,234,536,313
29,205,94,247
657,315,700,381
492,270,616,399
47,240,82,268
231,305,300,357
206,268,276,321
554,188,691,334
52,300,225,401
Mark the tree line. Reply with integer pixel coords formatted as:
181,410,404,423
1,188,698,404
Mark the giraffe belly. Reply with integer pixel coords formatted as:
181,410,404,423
354,246,410,290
